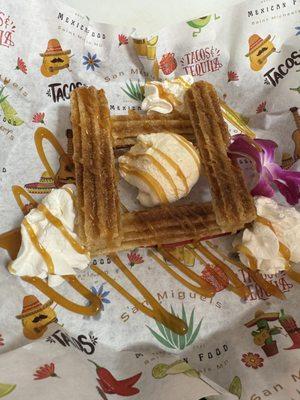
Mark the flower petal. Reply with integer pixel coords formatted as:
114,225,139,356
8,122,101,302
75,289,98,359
251,175,275,198
268,163,300,183
274,179,299,205
255,138,278,164
101,290,110,297
102,298,111,304
228,135,262,173
267,163,300,205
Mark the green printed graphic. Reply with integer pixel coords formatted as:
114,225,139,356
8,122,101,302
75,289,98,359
0,383,16,398
121,80,145,101
229,376,242,399
0,86,24,126
147,305,203,349
187,16,211,36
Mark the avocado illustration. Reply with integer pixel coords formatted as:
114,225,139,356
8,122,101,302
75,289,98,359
0,383,16,398
187,15,211,36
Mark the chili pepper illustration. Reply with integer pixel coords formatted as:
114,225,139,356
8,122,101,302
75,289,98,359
89,360,142,397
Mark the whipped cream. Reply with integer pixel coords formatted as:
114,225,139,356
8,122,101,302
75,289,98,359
233,196,300,274
118,132,201,207
141,75,194,114
9,185,90,287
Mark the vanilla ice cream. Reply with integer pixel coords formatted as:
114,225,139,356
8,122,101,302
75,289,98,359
233,196,300,274
141,75,194,114
118,132,201,207
9,185,90,287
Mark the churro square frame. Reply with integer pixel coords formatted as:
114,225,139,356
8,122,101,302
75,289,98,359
70,82,256,256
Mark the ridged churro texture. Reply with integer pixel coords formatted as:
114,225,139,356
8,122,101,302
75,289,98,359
70,86,122,253
111,110,194,148
185,81,256,231
70,83,256,255
92,202,223,256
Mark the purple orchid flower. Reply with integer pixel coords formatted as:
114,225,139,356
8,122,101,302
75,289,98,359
228,134,300,205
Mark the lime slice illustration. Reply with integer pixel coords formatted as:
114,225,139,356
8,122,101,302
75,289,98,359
0,86,24,126
0,98,24,126
147,35,158,46
0,383,16,398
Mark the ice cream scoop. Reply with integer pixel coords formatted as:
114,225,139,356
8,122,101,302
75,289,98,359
9,185,90,287
118,132,201,207
141,75,193,114
233,196,300,274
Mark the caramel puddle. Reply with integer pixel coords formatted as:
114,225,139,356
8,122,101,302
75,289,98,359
92,253,187,335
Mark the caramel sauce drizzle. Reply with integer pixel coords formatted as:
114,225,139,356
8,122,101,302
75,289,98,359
91,253,187,335
63,186,76,204
22,275,101,316
172,77,192,89
22,219,55,275
12,186,38,213
2,185,100,316
34,127,69,178
119,163,168,203
0,228,21,261
195,242,251,298
150,249,215,297
206,241,285,300
38,203,86,254
234,244,258,271
150,147,189,194
186,244,246,297
235,216,300,285
153,83,181,107
123,153,179,199
256,216,300,283
170,134,201,173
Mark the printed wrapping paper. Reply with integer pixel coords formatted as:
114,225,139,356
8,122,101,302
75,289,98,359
0,324,232,400
0,0,300,399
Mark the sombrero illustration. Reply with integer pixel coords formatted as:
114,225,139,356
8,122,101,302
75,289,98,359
24,171,56,194
16,295,53,319
40,39,72,77
245,310,279,328
245,34,272,57
40,38,71,57
245,34,276,71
